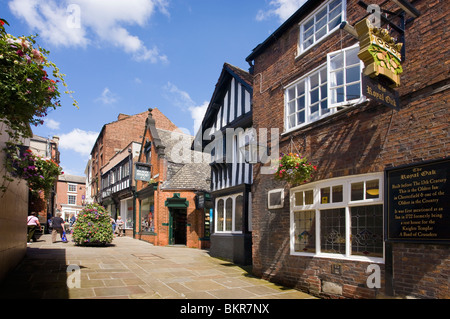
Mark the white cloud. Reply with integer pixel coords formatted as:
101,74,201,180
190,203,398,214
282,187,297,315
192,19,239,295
163,82,208,134
96,87,117,105
45,119,60,130
59,128,98,156
256,0,307,22
8,0,169,63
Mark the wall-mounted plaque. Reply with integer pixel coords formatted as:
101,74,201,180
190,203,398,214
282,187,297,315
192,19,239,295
385,158,450,243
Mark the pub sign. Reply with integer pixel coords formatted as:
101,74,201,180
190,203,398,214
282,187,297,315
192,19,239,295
385,158,450,243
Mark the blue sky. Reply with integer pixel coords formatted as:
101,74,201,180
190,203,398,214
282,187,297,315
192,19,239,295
2,0,306,176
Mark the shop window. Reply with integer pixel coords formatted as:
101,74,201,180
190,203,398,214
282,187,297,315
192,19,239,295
140,197,154,233
290,173,384,262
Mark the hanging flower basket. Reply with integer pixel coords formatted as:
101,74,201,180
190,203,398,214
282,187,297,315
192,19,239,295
274,153,317,185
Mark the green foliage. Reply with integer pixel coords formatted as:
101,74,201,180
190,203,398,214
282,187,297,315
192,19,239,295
72,204,114,246
274,153,317,185
0,18,78,141
3,143,62,197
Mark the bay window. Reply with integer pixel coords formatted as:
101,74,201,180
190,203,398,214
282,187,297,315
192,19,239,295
290,174,384,262
215,194,244,233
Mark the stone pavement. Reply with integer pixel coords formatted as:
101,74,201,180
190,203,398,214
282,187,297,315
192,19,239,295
0,234,316,300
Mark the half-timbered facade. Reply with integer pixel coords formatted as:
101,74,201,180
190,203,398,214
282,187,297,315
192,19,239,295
193,63,253,265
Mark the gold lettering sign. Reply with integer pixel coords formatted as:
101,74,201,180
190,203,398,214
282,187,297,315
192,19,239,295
355,19,403,88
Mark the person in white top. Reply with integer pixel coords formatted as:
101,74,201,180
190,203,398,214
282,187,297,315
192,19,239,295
115,216,125,237
27,212,41,243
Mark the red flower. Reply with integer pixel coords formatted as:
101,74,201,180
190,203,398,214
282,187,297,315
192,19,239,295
0,20,5,26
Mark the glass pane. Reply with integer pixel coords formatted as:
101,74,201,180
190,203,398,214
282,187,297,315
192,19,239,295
217,199,224,232
328,14,342,30
288,87,296,101
321,187,330,204
305,190,314,205
346,83,361,100
288,101,296,115
295,192,304,206
366,180,380,199
297,111,305,124
316,15,327,30
297,81,305,96
225,198,233,231
310,88,319,104
320,84,327,100
351,182,364,201
310,73,319,89
310,104,319,120
320,68,328,84
321,100,329,114
269,191,282,207
288,114,296,129
316,7,327,22
346,66,361,84
303,37,313,50
304,18,314,32
329,3,342,21
330,53,344,70
331,87,344,104
235,196,243,232
329,0,341,12
297,95,305,110
315,27,327,40
332,185,343,202
320,208,346,254
351,205,383,257
346,48,360,66
294,210,316,253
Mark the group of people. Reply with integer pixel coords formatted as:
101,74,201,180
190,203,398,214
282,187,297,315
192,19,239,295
26,211,66,244
27,212,126,244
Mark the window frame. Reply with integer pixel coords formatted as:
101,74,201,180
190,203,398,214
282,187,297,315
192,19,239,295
290,173,384,263
68,183,77,193
68,194,77,205
214,193,244,234
297,0,346,56
284,44,363,132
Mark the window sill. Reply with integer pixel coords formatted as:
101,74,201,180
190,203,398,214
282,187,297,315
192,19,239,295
290,251,384,264
281,97,368,137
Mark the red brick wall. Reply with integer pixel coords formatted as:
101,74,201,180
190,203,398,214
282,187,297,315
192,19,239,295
251,0,449,299
56,181,86,209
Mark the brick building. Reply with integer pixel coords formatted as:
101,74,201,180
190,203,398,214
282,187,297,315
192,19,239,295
245,0,449,298
56,174,86,221
28,135,60,223
135,109,211,249
90,109,178,202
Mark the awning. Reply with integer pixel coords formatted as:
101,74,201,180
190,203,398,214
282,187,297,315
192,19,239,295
165,193,189,208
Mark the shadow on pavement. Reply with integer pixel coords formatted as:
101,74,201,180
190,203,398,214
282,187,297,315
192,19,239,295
0,246,69,299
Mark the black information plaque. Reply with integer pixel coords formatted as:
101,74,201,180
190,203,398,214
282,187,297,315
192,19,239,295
385,158,450,243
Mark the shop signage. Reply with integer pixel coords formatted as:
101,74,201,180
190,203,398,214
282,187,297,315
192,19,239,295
135,163,152,182
362,75,399,110
385,158,450,243
356,18,403,88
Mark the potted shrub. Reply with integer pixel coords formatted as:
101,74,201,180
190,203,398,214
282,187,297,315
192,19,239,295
274,153,317,185
72,204,114,246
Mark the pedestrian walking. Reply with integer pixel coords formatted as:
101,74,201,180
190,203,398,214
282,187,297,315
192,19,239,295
110,216,116,234
51,212,67,243
115,216,125,237
27,212,41,243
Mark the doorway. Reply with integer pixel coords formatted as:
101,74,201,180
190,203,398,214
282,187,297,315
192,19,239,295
170,208,187,245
